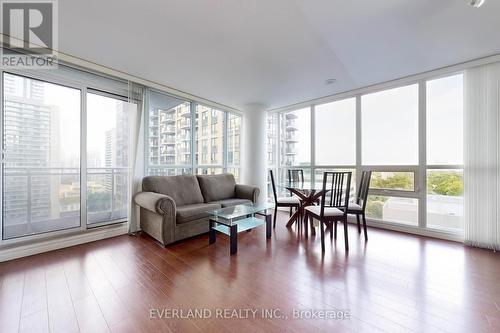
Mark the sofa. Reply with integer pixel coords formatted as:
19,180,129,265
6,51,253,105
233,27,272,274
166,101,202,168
133,173,260,246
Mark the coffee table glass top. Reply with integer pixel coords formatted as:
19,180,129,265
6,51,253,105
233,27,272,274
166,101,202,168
207,203,273,222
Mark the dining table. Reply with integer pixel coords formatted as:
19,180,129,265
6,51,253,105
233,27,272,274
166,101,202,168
278,182,329,233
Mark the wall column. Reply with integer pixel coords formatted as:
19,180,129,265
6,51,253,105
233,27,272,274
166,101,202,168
241,103,267,205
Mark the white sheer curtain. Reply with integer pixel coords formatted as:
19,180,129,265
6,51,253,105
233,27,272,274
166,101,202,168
464,62,500,250
128,83,145,234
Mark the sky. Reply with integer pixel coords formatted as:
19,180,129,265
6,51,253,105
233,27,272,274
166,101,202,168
291,74,463,166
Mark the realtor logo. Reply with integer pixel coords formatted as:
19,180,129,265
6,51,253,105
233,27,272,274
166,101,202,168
1,0,58,68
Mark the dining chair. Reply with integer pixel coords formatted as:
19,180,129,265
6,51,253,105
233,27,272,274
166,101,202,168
270,170,300,228
304,171,352,252
287,169,304,184
346,171,372,241
286,169,304,215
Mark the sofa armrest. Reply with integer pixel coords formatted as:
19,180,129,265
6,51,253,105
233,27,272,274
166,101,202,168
133,191,176,215
235,184,260,203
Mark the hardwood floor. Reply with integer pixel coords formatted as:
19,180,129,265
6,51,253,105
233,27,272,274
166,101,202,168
1,211,499,333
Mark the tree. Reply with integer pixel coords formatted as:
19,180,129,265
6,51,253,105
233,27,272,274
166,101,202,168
371,173,413,191
427,171,463,196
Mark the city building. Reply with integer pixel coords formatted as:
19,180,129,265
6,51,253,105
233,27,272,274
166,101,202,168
2,74,62,238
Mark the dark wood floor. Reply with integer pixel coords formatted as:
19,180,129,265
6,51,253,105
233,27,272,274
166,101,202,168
1,212,499,333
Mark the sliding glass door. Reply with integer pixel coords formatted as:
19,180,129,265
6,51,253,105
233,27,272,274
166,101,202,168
86,91,136,226
2,73,81,239
1,71,139,240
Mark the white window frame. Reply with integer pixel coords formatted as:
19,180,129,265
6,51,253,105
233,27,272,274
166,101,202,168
0,67,142,245
143,89,242,178
268,73,464,240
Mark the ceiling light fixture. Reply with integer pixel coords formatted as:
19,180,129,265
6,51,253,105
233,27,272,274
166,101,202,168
466,0,485,8
325,78,337,85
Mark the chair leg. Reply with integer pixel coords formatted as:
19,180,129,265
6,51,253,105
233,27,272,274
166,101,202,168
362,213,368,241
356,214,361,234
297,208,301,231
334,221,337,239
289,207,292,217
273,206,277,229
304,212,309,237
343,220,349,252
310,217,316,236
330,222,333,240
320,221,325,253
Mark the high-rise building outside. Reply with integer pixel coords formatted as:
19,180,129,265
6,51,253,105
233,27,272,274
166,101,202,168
2,73,61,237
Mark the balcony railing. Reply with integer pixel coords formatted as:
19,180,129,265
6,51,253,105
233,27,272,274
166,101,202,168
179,119,191,129
160,114,175,123
87,167,130,224
160,125,175,133
2,167,130,237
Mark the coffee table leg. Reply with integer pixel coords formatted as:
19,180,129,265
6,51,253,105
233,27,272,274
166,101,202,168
266,214,271,239
230,225,238,255
209,219,216,244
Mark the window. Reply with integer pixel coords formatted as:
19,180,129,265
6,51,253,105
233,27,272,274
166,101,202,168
2,73,81,239
267,113,279,167
370,172,415,192
366,195,418,226
426,74,464,232
427,75,463,165
87,92,136,225
146,90,191,175
314,169,356,196
227,113,241,181
195,105,224,166
427,169,463,231
197,167,223,175
268,72,465,235
280,108,310,166
315,98,356,165
362,85,419,165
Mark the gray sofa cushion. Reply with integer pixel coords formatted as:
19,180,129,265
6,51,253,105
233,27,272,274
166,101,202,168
208,198,252,207
142,175,204,206
176,203,221,224
197,173,236,202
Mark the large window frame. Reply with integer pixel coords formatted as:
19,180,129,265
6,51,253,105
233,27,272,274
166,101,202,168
0,67,142,244
144,88,242,179
269,74,464,238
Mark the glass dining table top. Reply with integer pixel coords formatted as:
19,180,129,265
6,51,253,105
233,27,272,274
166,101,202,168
277,182,326,191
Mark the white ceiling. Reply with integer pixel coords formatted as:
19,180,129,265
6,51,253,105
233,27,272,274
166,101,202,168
59,0,500,110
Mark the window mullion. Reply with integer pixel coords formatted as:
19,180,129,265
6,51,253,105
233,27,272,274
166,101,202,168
80,87,88,230
418,81,427,229
355,95,362,191
223,112,228,173
190,102,196,174
310,105,315,184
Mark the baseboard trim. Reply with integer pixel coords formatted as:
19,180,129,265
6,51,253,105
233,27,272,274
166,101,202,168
0,224,129,262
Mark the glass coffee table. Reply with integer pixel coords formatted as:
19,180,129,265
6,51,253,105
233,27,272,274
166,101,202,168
207,203,273,255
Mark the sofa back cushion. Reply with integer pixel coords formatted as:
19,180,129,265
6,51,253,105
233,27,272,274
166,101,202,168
142,175,204,206
196,173,236,202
